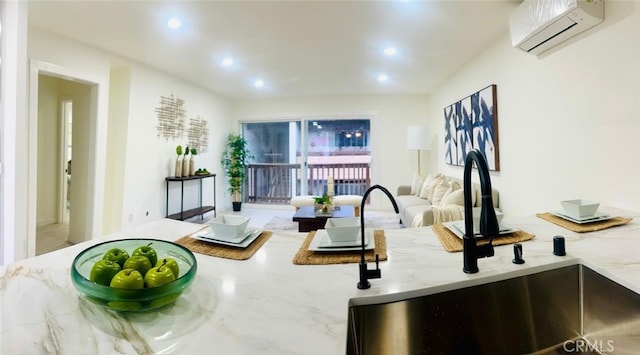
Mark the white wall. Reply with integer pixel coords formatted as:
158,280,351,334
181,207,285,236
120,64,232,226
428,1,640,218
233,95,430,209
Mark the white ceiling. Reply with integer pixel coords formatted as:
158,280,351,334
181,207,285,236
27,0,520,100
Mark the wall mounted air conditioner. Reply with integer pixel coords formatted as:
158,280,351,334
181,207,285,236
509,0,604,55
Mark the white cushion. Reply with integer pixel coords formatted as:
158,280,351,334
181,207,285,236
430,180,451,206
419,173,443,199
440,188,464,207
410,173,426,195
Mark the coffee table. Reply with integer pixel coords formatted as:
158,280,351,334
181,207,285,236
292,205,355,232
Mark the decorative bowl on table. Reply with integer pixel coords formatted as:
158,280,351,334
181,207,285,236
209,215,250,239
325,217,361,243
71,238,197,312
561,199,599,219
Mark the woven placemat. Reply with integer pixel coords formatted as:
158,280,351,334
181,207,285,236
175,231,273,260
536,213,633,233
292,230,387,265
431,224,536,253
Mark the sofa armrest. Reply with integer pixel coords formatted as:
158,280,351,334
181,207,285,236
397,185,412,196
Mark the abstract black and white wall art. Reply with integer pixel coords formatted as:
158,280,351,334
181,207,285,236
443,84,500,171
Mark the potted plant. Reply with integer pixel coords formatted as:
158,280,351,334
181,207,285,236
175,145,183,177
189,148,197,176
182,146,190,177
314,194,333,214
221,133,253,211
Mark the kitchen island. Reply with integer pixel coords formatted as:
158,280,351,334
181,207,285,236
1,209,639,354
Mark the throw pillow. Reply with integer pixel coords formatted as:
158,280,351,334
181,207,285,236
427,174,446,202
430,180,451,206
410,173,426,195
419,174,442,199
440,188,464,207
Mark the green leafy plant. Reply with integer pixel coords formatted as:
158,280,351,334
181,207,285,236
184,146,190,157
220,133,254,203
176,145,183,156
314,194,331,205
190,148,197,155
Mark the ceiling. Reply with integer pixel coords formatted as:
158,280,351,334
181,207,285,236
27,1,520,100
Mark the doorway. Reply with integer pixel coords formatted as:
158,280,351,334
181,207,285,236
34,73,91,255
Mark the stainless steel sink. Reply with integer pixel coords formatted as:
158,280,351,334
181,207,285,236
347,262,640,354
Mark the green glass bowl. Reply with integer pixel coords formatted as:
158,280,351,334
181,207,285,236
71,238,197,312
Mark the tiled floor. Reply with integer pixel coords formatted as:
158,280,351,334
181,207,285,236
35,204,398,255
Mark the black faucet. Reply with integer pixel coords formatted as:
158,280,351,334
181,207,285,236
357,184,400,289
462,149,500,274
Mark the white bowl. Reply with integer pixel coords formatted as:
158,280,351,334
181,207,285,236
209,215,250,239
325,217,360,243
561,199,599,219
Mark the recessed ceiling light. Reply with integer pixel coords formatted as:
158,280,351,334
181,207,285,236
221,58,234,67
254,79,264,88
378,74,389,82
167,18,182,30
384,47,397,56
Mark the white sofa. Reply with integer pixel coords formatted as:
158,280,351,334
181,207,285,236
395,173,499,227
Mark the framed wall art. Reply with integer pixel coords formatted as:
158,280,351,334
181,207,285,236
443,84,500,171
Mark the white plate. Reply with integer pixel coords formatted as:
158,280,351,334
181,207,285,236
443,221,519,239
191,227,264,248
309,229,375,252
198,226,255,243
550,211,612,224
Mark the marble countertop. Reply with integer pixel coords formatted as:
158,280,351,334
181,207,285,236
2,209,639,354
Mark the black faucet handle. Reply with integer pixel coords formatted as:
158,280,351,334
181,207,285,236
476,243,494,258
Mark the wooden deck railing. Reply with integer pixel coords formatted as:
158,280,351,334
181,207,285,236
245,163,371,204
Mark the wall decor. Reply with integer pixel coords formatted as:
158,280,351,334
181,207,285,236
186,115,209,154
443,84,500,171
156,93,186,139
155,93,210,153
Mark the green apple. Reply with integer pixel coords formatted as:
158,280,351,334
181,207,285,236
144,261,176,288
109,269,144,289
132,243,158,266
89,259,121,286
101,248,129,268
107,301,142,311
155,258,179,279
123,255,152,276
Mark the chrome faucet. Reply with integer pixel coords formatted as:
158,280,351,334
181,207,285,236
357,184,400,289
463,149,500,274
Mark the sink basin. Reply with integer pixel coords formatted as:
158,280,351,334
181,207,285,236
347,261,640,354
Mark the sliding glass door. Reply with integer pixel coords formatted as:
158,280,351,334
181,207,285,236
242,118,371,205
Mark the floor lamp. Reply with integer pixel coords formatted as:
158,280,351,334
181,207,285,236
407,126,428,175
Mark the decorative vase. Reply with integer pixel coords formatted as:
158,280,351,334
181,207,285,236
189,156,195,176
182,156,189,177
175,156,182,177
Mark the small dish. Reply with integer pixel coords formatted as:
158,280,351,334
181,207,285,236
309,229,375,252
551,211,611,224
444,221,518,239
325,217,360,243
209,215,250,240
191,227,264,248
560,199,600,219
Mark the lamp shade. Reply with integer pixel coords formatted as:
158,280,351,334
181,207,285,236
406,126,428,150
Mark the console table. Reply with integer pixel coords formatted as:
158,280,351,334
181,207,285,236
165,174,216,221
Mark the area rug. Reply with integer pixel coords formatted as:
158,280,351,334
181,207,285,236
264,215,403,232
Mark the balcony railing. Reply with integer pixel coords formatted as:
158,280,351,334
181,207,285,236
245,163,371,204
